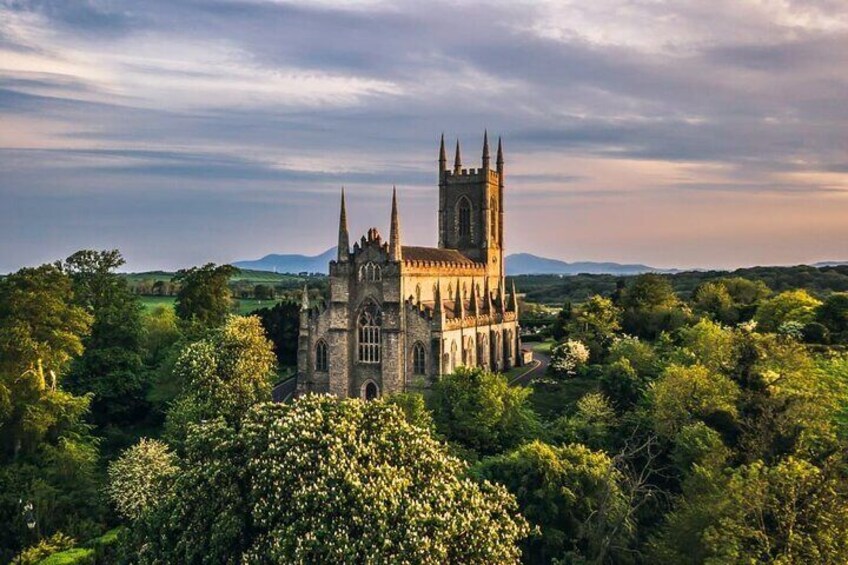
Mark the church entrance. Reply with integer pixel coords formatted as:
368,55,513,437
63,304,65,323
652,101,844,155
363,381,379,401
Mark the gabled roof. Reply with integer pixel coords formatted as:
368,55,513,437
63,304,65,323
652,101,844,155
402,246,481,266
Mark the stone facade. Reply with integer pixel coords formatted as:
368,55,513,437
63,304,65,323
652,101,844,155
297,133,524,399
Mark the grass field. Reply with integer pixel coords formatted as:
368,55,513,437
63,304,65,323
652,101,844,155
139,295,286,315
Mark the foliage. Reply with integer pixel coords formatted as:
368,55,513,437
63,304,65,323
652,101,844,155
619,274,690,339
0,264,92,378
140,305,182,365
107,438,177,520
173,263,240,328
649,364,740,438
164,316,276,446
549,339,590,378
130,397,529,564
599,358,649,410
385,391,436,432
475,440,632,564
11,531,76,565
817,292,848,338
550,392,617,450
430,367,540,456
754,289,822,333
37,547,95,565
673,318,736,374
566,296,621,360
651,456,848,564
252,300,300,367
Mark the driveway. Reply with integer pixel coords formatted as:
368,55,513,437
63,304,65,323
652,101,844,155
509,348,551,387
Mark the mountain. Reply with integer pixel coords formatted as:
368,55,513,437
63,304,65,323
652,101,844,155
505,253,675,276
232,249,674,276
813,261,848,268
233,248,336,274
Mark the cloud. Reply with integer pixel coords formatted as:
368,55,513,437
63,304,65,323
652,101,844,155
1,0,847,271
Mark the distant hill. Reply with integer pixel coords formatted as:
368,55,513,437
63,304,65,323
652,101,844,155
231,249,675,276
814,261,848,267
505,253,675,276
232,248,336,274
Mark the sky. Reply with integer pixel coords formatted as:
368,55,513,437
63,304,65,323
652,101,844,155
1,0,847,273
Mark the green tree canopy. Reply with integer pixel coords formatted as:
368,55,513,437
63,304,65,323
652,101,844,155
129,396,529,564
0,264,92,378
620,274,689,339
173,263,239,328
429,367,540,456
164,315,276,446
754,289,822,333
475,440,632,564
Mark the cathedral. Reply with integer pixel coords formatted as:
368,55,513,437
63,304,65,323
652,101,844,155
297,133,524,399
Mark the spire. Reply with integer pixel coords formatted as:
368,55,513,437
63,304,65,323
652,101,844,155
482,130,490,170
337,187,349,262
455,279,465,318
389,186,402,261
499,279,507,314
470,279,479,316
496,136,504,167
484,277,494,313
439,133,447,176
511,280,519,314
300,285,309,311
454,139,462,173
435,279,445,317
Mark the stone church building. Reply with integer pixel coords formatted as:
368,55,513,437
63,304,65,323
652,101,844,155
297,133,524,399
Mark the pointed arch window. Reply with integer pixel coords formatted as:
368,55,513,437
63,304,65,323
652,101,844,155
457,197,472,239
315,339,329,372
358,300,382,364
359,262,382,282
413,342,426,375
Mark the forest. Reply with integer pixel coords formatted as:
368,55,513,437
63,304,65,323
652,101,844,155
2,250,848,564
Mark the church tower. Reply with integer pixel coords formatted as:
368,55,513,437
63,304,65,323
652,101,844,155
438,131,505,286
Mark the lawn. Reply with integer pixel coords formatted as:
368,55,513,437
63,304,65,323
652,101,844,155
139,295,286,315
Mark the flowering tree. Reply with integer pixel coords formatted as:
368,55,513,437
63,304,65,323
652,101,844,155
107,438,177,520
549,339,590,378
130,396,529,564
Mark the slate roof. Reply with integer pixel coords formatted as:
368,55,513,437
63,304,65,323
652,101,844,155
402,246,481,266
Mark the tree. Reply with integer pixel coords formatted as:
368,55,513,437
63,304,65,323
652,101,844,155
0,264,92,378
692,281,736,324
429,367,540,456
651,457,848,564
62,250,148,432
474,441,632,564
620,274,689,339
817,292,848,339
674,318,736,374
754,289,822,333
567,295,621,361
130,397,529,564
107,438,177,520
253,300,300,367
140,305,182,365
173,263,239,328
252,284,274,300
549,340,590,378
386,391,435,432
0,367,103,561
550,301,573,342
650,364,740,439
164,316,276,446
549,392,617,450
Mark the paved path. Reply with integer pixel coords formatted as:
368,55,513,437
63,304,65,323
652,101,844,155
509,349,551,387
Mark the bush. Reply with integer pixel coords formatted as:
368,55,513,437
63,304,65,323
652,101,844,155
549,340,590,378
38,548,94,565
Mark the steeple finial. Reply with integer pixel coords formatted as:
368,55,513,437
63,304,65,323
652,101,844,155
482,130,490,170
511,280,519,314
435,280,444,316
439,133,446,176
484,277,494,313
496,136,504,167
456,278,465,318
337,187,349,262
470,279,479,316
454,139,462,173
389,186,402,261
300,284,309,311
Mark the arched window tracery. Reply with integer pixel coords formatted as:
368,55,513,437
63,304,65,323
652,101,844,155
413,342,426,375
358,300,382,364
315,339,328,372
